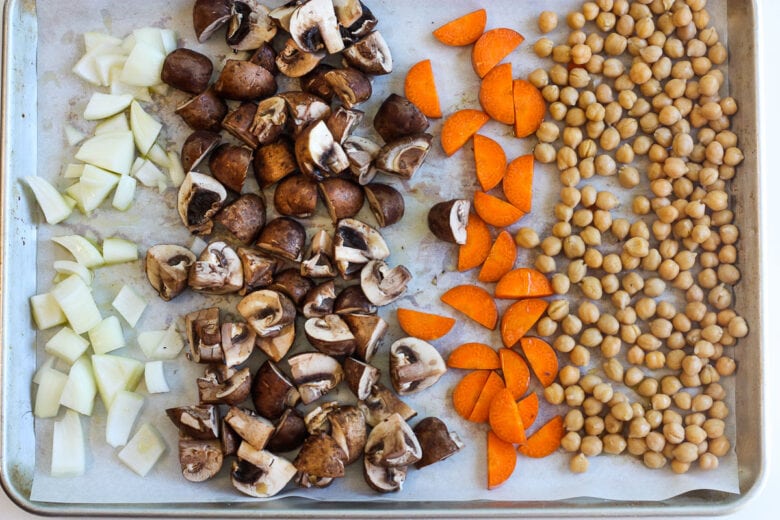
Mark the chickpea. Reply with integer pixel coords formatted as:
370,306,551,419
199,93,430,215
535,254,557,273
535,143,557,163
570,453,589,473
551,273,571,295
515,227,540,249
555,335,576,353
544,383,565,405
709,435,730,457
570,344,591,366
601,273,619,293
538,10,558,33
565,385,586,407
603,434,627,455
580,435,603,457
699,452,719,471
561,431,582,452
534,37,555,58
627,438,648,457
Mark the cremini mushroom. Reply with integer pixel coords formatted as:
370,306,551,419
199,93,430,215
301,229,336,278
176,89,228,132
237,247,279,294
334,218,390,278
237,289,296,337
177,171,227,235
267,408,307,452
179,438,223,482
342,313,387,362
389,337,447,395
279,91,332,136
344,357,381,400
304,314,357,356
213,59,277,101
276,38,325,78
255,217,307,262
326,106,363,144
333,0,363,26
364,412,422,467
301,280,336,318
274,174,318,218
427,199,470,245
161,48,213,94
340,2,377,44
165,404,220,439
304,401,340,435
252,360,300,420
288,0,344,54
374,133,433,178
358,383,416,427
231,442,297,498
269,268,315,306
253,138,297,188
255,322,296,362
208,143,252,193
413,417,464,469
364,183,404,227
222,102,260,148
249,96,288,145
193,0,232,43
185,307,222,363
343,135,381,184
360,260,412,306
319,178,365,223
249,42,277,74
197,366,252,405
373,94,429,142
226,0,277,51
293,433,347,480
220,420,241,457
343,31,393,75
295,120,349,180
363,459,406,493
329,405,367,464
225,406,275,450
287,351,344,404
221,321,256,368
145,244,196,301
181,130,221,172
188,241,244,294
301,64,335,102
324,68,372,109
334,284,377,314
215,193,266,244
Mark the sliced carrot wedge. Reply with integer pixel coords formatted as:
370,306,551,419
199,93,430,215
458,213,492,272
468,370,505,423
500,299,549,348
503,154,534,213
517,392,539,429
478,230,517,283
472,28,525,78
474,134,507,191
473,191,525,228
397,308,455,341
441,284,498,329
520,337,559,387
448,342,501,370
479,63,514,124
489,388,527,445
433,9,487,47
405,59,442,118
495,268,553,299
499,348,530,400
488,430,517,489
441,109,490,156
517,415,564,458
452,369,491,420
513,79,545,138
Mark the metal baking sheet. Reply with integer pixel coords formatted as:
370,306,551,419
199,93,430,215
0,0,765,516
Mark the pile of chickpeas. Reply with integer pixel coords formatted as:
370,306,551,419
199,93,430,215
519,0,747,474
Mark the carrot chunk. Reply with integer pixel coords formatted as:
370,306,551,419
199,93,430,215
513,79,545,138
517,415,564,458
448,342,501,370
472,28,525,78
487,430,517,489
441,109,490,156
519,337,559,388
503,154,534,213
458,213,492,272
468,371,505,423
441,285,498,329
500,298,549,348
405,59,442,118
499,348,530,400
473,191,525,228
516,392,539,429
433,9,487,47
479,63,514,124
489,388,527,444
474,134,507,191
478,231,517,283
495,267,553,299
452,370,491,420
397,308,455,341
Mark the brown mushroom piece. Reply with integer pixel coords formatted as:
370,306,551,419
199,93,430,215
253,138,298,188
413,417,464,469
193,0,232,43
237,247,279,294
237,289,296,337
319,178,364,223
428,199,470,245
329,405,367,464
274,174,318,218
373,94,429,142
255,322,296,362
279,91,332,136
269,268,315,306
358,383,417,428
289,0,344,54
181,130,221,172
375,133,433,179
176,89,228,132
255,217,307,262
303,401,340,435
208,144,252,193
389,337,447,395
216,194,266,245
333,0,363,26
225,406,275,450
343,135,380,184
295,120,349,180
326,106,363,144
301,229,336,278
342,313,387,362
334,284,377,315
343,31,393,76
166,404,220,439
177,171,227,235
221,321,256,368
304,314,357,357
267,408,307,452
226,0,277,51
287,351,344,404
198,366,252,405
221,419,241,456
364,183,404,227
185,307,222,363
301,280,336,318
360,260,412,306
363,459,406,493
188,241,244,294
324,68,372,109
249,42,277,74
344,357,380,400
251,360,300,420
276,38,325,78
145,244,196,301
213,59,277,101
294,433,347,480
295,473,334,489
365,412,422,467
301,64,335,102
340,2,377,44
249,96,288,146
179,438,223,482
161,48,213,94
334,218,390,278
222,102,260,148
231,443,297,498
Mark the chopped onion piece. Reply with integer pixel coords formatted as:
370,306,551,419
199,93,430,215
62,163,85,179
88,316,126,355
137,330,167,359
166,150,185,187
30,292,67,330
146,142,170,168
112,285,146,327
51,410,86,477
84,31,123,53
102,237,138,264
33,357,58,385
144,361,169,393
51,235,104,267
129,101,162,156
59,356,97,416
91,354,144,408
45,326,90,364
106,390,144,447
84,93,133,121
64,125,87,146
75,130,135,175
51,274,102,334
34,367,68,418
53,260,93,286
153,323,185,360
94,112,129,135
117,423,165,477
23,176,73,224
112,171,137,211
70,164,120,213
120,41,165,87
132,159,168,191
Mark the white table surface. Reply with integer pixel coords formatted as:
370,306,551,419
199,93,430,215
3,0,778,518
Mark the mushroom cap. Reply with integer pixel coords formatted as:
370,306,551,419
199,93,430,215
364,412,422,467
213,59,277,101
188,241,244,294
231,445,297,498
220,321,256,368
340,2,377,44
177,171,227,235
413,417,464,469
162,48,214,94
326,106,363,145
360,260,412,307
389,337,447,395
329,405,367,464
145,244,196,301
274,174,318,218
301,280,336,318
358,383,417,428
324,68,372,109
427,199,470,245
319,178,365,223
225,406,275,450
197,366,252,405
251,359,300,420
364,183,405,227
249,42,278,74
166,404,220,439
208,144,252,193
181,130,221,172
176,89,228,132
254,322,296,362
269,268,315,306
249,96,288,146
374,133,433,179
304,314,357,357
343,30,393,76
288,0,344,54
193,0,232,43
179,438,224,482
256,217,307,262
279,91,332,136
287,351,344,404
363,458,406,492
344,357,381,401
334,284,377,315
237,247,279,294
267,408,307,452
334,218,390,278
237,289,297,338
253,138,298,188
222,102,261,148
293,433,347,478
295,120,349,180
185,307,222,364
301,229,336,278
215,193,266,245
343,136,381,184
226,1,277,51
276,38,326,78
301,64,335,102
342,313,388,362
373,94,429,142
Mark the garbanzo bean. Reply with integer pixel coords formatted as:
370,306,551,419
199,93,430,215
561,431,582,452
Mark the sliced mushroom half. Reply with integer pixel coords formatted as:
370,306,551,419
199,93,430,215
287,351,344,404
145,244,196,301
413,417,464,469
326,106,363,144
360,260,412,306
255,217,307,262
343,31,393,75
255,322,296,362
176,89,228,132
237,289,296,337
323,68,372,109
269,268,314,306
334,284,377,315
221,322,256,368
364,412,422,467
373,93,429,142
364,183,404,227
249,96,288,145
181,130,221,172
254,138,298,188
276,38,325,78
193,0,232,43
179,438,223,482
363,458,406,493
222,102,261,148
188,241,244,294
226,0,277,51
344,357,380,400
267,408,307,453
319,178,365,223
304,401,340,435
289,0,344,54
389,337,447,395
209,143,252,193
251,359,300,420
225,406,275,450
215,193,266,245
293,433,347,478
342,313,387,362
329,405,367,464
231,443,297,498
274,174,318,218
237,247,279,294
334,218,390,278
279,91,332,136
340,2,377,44
213,59,277,101
295,120,349,180
374,133,433,179
166,404,220,439
343,135,380,184
198,366,252,405
177,171,227,235
301,280,336,318
301,229,336,278
304,314,357,357
185,307,222,363
358,383,417,428
333,0,363,26
427,199,470,245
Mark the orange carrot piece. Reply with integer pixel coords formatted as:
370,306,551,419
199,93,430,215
499,348,530,400
513,79,545,138
478,231,517,283
472,28,525,78
473,191,525,228
503,154,534,213
488,430,517,489
458,213,492,272
500,299,549,348
433,9,487,47
474,134,507,191
489,388,528,445
479,63,514,125
517,415,564,458
441,285,498,330
397,308,455,341
405,59,442,118
452,370,491,420
520,337,559,388
448,342,501,370
516,392,539,429
441,109,490,156
495,268,553,299
468,371,505,423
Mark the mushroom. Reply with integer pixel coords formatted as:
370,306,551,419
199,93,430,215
413,417,464,469
181,130,221,172
267,408,307,452
145,244,196,301
255,322,296,362
363,459,406,493
274,174,318,218
365,412,422,467
236,247,279,294
323,68,372,109
295,473,334,489
293,433,347,479
198,366,252,405
389,337,447,395
213,59,277,101
253,138,297,188
319,178,365,223
333,0,363,26
301,280,336,318
358,383,417,428
237,289,296,337
269,268,314,306
231,443,297,498
179,438,223,482
287,351,344,404
340,2,377,44
251,360,300,420
333,284,376,314
364,183,404,227
185,307,222,363
221,419,241,456
226,0,277,51
334,218,390,278
295,120,349,180
279,91,332,136
301,229,336,278
427,199,470,245
193,0,232,43
268,2,297,32
276,38,325,78
255,217,307,262
221,321,256,368
300,64,335,102
225,406,275,450
222,102,260,148
249,42,277,74
374,133,433,178
342,313,388,362
344,357,380,400
161,48,213,94
249,96,288,145
208,143,252,193
165,404,220,439
177,171,227,235
304,314,357,357
329,405,367,464
326,106,363,144
343,135,380,184
304,401,340,435
188,240,244,294
215,193,266,244
360,260,412,306
289,0,344,54
373,94,429,142
176,89,228,132
343,31,393,76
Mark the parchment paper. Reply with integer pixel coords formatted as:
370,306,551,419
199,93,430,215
29,0,740,504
